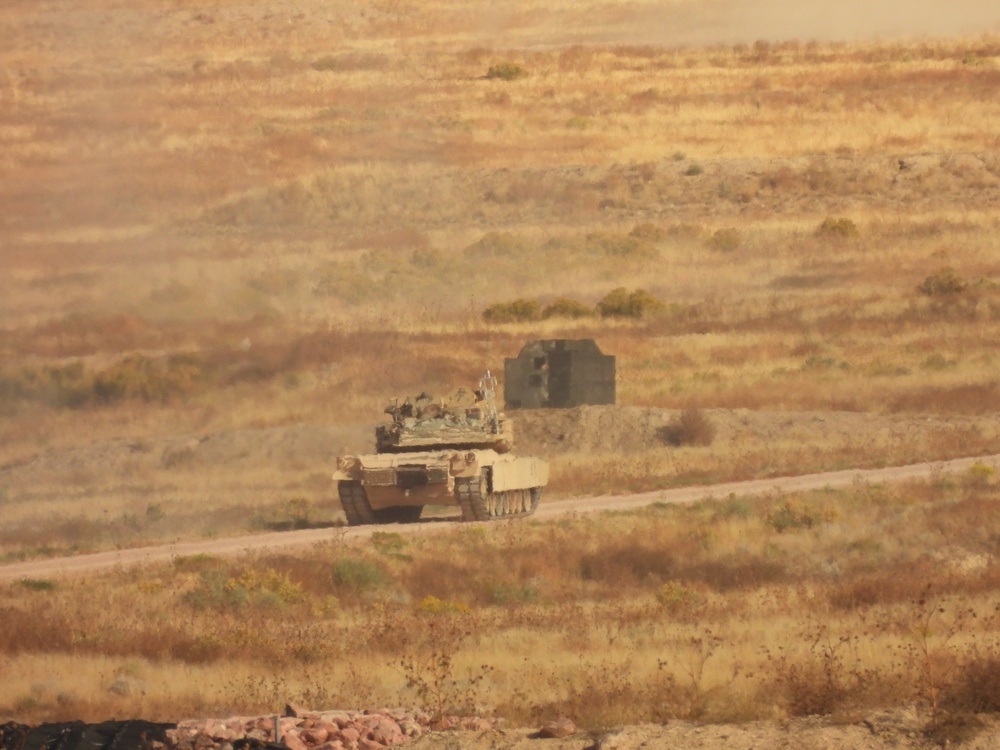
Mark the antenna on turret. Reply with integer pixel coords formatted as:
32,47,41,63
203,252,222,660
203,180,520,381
479,370,500,434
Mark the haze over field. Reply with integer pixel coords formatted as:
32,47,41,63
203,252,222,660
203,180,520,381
621,0,1000,46
3,0,1000,736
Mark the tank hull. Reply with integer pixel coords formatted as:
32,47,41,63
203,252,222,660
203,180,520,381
334,448,548,524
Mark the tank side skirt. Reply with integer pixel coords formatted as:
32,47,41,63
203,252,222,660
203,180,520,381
455,469,542,521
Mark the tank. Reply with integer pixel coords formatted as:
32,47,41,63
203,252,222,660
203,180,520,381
333,372,548,525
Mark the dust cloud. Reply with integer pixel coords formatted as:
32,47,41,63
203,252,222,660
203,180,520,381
617,0,1000,45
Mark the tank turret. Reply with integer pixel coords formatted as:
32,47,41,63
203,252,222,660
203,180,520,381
375,381,513,454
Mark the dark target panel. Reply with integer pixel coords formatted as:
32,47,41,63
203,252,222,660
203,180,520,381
504,339,616,410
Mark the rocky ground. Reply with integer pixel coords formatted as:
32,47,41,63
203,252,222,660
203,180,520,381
161,706,1000,750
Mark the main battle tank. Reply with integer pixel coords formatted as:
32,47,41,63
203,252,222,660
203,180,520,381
333,372,548,525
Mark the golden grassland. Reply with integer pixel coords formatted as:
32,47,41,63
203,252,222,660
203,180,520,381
2,0,1000,728
5,470,1000,730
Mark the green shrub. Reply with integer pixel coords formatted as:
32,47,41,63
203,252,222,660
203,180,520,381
597,287,664,319
253,498,315,531
372,531,412,560
488,580,540,604
918,266,966,296
629,222,666,241
409,247,443,268
766,499,836,533
92,353,206,405
182,566,304,611
19,578,58,592
482,299,541,323
968,463,995,486
684,163,704,176
707,228,740,252
232,568,304,606
486,62,527,81
182,570,249,610
655,581,704,613
816,216,858,238
0,362,90,409
921,353,956,370
311,55,338,72
584,231,658,259
542,297,593,320
332,558,388,592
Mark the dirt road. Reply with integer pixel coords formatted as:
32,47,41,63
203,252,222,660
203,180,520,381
2,453,996,582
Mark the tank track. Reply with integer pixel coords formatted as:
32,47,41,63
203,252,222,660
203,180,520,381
338,482,424,525
338,480,375,525
455,471,541,521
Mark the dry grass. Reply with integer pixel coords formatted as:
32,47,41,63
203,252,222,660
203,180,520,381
4,473,1000,727
2,0,1000,726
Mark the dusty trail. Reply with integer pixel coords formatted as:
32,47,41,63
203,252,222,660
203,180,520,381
2,453,997,582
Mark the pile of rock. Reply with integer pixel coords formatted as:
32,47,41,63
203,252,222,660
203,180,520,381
164,707,501,750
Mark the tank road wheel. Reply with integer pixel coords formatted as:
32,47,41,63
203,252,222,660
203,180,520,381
372,506,424,524
338,480,375,526
455,471,542,522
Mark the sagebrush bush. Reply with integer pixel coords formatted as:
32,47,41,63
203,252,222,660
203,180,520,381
541,297,593,319
310,55,338,72
18,578,58,592
332,558,389,592
597,287,664,318
463,231,528,258
0,353,217,410
486,62,527,80
766,498,837,532
707,227,740,252
655,581,704,613
659,408,716,446
482,299,541,323
629,222,666,240
584,231,658,259
918,266,966,296
816,216,859,238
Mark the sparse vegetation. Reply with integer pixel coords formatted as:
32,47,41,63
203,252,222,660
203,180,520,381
541,297,593,319
481,299,541,323
816,216,859,238
659,409,717,447
4,480,1000,728
919,266,967,296
707,228,741,252
485,62,527,81
597,287,664,318
3,0,1000,732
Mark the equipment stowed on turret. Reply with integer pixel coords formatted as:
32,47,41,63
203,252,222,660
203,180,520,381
333,372,548,525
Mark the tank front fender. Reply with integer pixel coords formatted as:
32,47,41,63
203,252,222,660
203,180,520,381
333,456,363,482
